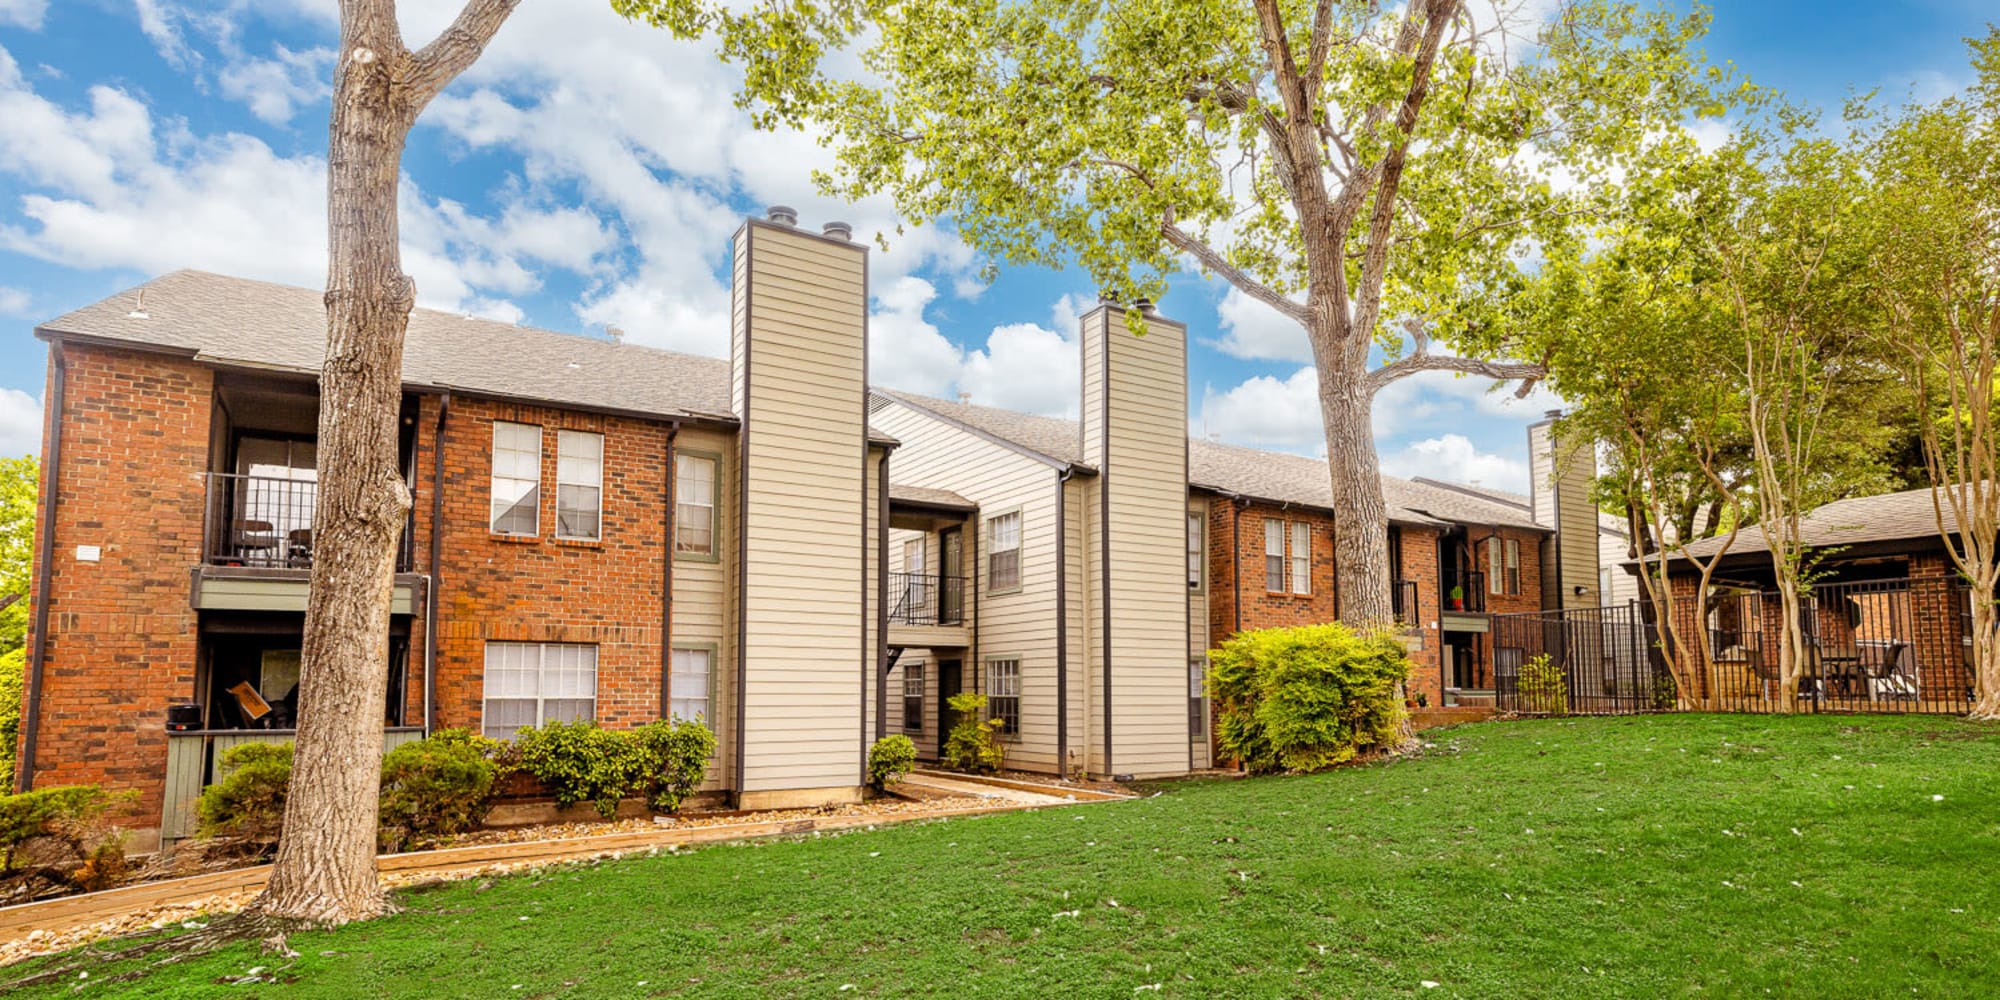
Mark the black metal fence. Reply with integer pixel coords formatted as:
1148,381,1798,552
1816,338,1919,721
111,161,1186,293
1492,576,1979,717
202,472,414,571
888,571,966,626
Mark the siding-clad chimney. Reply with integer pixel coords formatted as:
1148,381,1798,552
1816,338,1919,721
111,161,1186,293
1079,303,1190,778
730,214,870,807
1529,410,1601,611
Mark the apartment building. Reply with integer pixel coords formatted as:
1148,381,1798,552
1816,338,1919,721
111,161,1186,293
17,208,1599,847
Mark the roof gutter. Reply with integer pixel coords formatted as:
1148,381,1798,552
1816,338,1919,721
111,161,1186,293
17,344,64,792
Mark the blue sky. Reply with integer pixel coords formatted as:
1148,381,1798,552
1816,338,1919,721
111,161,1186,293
0,0,1990,490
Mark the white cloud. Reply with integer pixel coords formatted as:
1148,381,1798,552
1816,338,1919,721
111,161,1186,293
1380,434,1529,493
1195,367,1325,455
0,387,41,459
133,0,198,69
955,294,1086,417
1208,286,1310,363
869,276,964,398
0,284,28,316
0,0,46,30
216,44,332,125
0,44,604,320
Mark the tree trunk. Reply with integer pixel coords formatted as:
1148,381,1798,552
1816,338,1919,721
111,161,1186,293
250,9,419,927
1970,583,2000,719
1771,581,1806,713
1320,342,1394,626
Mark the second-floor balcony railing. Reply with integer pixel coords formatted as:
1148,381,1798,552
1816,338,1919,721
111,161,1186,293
203,472,412,571
889,571,966,627
1443,569,1487,614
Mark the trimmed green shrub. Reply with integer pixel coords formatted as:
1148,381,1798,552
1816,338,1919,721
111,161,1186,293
378,734,501,851
632,718,716,813
514,720,643,818
1519,654,1569,714
1208,623,1410,775
0,785,123,872
0,647,23,790
942,693,1005,774
197,741,293,844
868,734,917,791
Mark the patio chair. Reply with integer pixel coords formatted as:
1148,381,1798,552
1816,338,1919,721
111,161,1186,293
1865,642,1918,700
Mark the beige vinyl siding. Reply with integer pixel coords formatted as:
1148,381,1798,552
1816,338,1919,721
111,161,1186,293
731,223,869,796
1083,307,1191,778
1531,421,1602,609
669,425,736,792
871,398,1068,774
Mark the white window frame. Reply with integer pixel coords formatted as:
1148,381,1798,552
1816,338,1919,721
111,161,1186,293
555,429,604,541
1187,512,1204,591
1505,538,1522,596
902,661,925,733
1289,521,1311,596
675,452,719,558
481,641,596,739
489,422,542,537
986,658,1021,737
669,644,714,723
988,511,1022,593
1189,657,1207,738
1264,519,1285,592
1488,537,1505,595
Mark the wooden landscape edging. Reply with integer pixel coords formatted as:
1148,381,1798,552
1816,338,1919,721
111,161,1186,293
1,793,1094,945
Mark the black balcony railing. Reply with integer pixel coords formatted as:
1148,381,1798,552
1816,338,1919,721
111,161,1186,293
203,472,412,571
1443,569,1486,614
1392,579,1419,622
889,571,966,626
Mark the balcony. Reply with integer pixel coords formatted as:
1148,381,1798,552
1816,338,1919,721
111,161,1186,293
1442,569,1487,615
887,571,970,650
201,472,413,571
889,571,965,626
193,472,418,614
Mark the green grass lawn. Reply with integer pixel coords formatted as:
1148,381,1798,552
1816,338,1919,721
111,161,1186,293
15,713,2000,998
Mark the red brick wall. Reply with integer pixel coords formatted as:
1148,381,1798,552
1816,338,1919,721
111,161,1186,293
419,397,675,734
1477,526,1545,616
1201,496,1446,704
20,345,210,820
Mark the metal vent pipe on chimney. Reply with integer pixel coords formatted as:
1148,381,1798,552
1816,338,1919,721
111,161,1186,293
766,205,798,226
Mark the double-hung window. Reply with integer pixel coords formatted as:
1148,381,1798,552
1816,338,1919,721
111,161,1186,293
1266,519,1310,594
902,662,925,733
1265,520,1286,590
988,512,1022,591
555,430,603,541
1289,522,1311,595
1487,537,1505,595
986,659,1020,736
1187,513,1204,590
482,641,596,738
490,422,542,536
1505,538,1522,596
1487,537,1522,596
675,454,718,556
669,646,712,722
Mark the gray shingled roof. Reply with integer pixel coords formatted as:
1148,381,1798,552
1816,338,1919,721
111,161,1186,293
872,390,1544,531
1670,484,1973,562
1413,475,1629,537
38,270,738,423
888,483,976,510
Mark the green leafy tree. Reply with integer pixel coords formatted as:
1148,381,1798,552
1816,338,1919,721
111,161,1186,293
617,0,1722,624
0,455,34,657
1866,30,2000,717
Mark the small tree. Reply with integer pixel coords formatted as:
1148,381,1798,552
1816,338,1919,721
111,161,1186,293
1867,31,2000,718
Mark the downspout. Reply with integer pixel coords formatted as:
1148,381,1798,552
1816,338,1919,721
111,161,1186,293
424,392,449,734
1055,466,1074,776
874,451,889,740
662,422,679,719
17,344,65,792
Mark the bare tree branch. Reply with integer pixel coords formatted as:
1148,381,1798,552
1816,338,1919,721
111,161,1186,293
1162,207,1309,323
1366,317,1545,393
408,0,522,106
